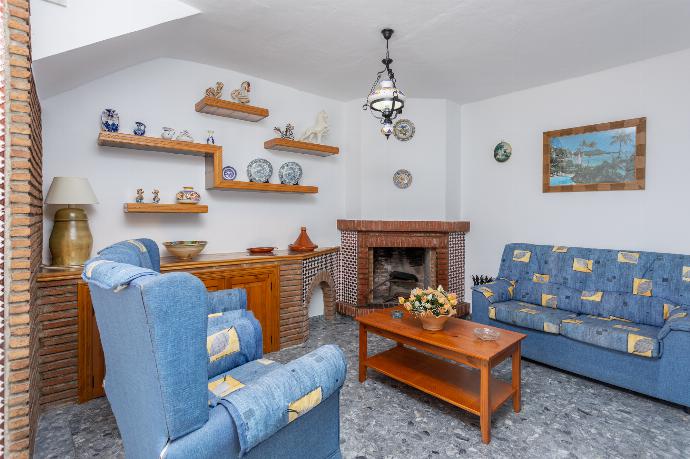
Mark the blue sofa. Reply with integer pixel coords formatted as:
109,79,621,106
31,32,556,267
472,243,690,409
82,239,346,459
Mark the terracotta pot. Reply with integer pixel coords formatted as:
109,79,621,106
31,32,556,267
419,314,450,331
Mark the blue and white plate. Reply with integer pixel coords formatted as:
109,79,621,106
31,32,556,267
278,162,303,185
222,166,237,181
247,159,273,183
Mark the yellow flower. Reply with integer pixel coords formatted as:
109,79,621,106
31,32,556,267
399,297,405,304
404,302,412,310
421,296,428,302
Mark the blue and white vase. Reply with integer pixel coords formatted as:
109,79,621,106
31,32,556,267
101,108,119,132
133,122,146,136
206,130,215,145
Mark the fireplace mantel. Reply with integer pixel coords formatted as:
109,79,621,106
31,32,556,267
337,220,470,233
336,220,469,316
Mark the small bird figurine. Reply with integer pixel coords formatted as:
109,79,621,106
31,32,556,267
152,189,160,204
205,81,224,99
135,188,144,203
230,81,251,104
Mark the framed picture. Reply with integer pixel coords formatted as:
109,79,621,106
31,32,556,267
543,117,646,193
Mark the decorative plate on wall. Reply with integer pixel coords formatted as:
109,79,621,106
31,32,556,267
278,162,303,185
494,141,512,162
247,159,273,183
393,169,413,189
222,166,237,181
393,119,415,141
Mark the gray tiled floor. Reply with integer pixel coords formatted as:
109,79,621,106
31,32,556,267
35,314,690,458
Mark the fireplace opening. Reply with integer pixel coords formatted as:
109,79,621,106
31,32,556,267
369,248,435,305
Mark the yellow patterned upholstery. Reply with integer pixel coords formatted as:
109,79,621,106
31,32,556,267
513,250,531,262
541,294,557,308
207,327,240,362
533,273,550,283
288,387,323,422
633,278,652,296
581,291,603,302
617,251,640,264
572,258,593,273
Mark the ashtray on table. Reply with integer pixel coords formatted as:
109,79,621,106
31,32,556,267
473,327,501,341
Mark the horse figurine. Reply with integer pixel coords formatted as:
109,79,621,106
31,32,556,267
299,111,329,144
230,81,251,104
205,81,223,99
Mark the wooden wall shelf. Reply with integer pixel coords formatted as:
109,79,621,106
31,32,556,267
209,180,318,194
123,203,209,213
264,138,339,157
98,132,221,157
195,96,269,122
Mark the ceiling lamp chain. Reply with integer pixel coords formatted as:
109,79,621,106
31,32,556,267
363,28,406,139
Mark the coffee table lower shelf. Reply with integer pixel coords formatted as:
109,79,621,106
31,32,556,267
365,346,514,415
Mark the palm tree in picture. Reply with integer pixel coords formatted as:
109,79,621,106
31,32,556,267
610,130,633,159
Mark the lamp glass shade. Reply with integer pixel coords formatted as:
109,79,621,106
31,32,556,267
45,177,99,205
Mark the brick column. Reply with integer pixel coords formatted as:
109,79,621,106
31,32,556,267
4,0,43,457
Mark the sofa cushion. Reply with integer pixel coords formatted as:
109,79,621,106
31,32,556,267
208,358,280,406
488,300,576,334
560,315,661,358
207,311,263,378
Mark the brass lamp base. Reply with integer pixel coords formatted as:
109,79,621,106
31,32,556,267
49,207,93,267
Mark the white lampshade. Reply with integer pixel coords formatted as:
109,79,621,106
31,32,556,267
45,177,99,205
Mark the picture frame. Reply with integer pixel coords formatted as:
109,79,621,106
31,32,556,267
543,117,646,193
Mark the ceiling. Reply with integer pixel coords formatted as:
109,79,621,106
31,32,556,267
34,0,690,102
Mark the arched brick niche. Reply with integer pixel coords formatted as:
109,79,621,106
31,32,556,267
304,270,337,320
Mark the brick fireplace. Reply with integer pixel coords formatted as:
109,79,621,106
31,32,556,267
336,220,470,316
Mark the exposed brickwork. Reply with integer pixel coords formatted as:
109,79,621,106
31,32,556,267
336,221,468,317
4,0,42,456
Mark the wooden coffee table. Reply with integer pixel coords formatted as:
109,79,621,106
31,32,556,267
356,308,526,444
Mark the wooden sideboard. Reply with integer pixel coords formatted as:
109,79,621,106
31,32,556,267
37,248,339,405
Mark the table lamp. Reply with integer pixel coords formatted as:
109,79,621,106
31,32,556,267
45,177,99,267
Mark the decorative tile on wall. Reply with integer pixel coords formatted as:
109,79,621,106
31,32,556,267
338,230,358,304
448,232,466,300
0,6,6,453
302,251,339,307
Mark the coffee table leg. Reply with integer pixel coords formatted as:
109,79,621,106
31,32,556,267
359,323,367,383
512,342,521,413
480,363,491,444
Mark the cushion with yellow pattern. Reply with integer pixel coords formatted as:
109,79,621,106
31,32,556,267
560,315,661,358
207,358,280,407
207,311,263,379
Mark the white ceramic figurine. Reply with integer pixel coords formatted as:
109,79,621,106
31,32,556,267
299,110,329,144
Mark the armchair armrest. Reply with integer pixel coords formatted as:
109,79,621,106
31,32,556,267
470,278,516,304
208,288,247,314
659,309,690,340
207,311,263,379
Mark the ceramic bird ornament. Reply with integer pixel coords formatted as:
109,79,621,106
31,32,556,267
230,81,251,104
205,81,224,99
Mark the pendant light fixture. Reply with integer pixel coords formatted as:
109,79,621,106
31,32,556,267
363,28,406,139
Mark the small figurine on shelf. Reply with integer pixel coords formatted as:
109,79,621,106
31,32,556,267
176,130,194,142
206,130,215,145
205,81,224,99
135,188,144,203
299,110,329,144
230,81,251,104
273,123,295,140
152,189,160,204
101,108,119,132
161,127,176,140
133,121,146,136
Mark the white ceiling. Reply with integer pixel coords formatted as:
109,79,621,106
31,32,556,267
34,0,690,103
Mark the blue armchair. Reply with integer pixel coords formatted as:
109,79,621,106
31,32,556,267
82,239,346,459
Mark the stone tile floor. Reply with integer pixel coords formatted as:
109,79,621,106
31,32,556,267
35,314,690,458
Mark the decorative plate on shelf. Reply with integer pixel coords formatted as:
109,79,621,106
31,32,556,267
222,166,237,181
494,141,512,163
247,246,276,254
393,169,413,189
247,159,273,183
278,161,303,185
393,119,415,141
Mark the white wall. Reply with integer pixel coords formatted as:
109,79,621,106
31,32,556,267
42,58,346,259
347,98,453,220
460,49,690,298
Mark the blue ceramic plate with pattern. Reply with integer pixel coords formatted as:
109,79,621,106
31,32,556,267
278,161,303,185
222,166,237,181
247,159,273,183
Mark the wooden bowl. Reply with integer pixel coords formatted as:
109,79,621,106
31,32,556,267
247,246,276,254
163,241,207,260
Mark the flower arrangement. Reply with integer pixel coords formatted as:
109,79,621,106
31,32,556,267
399,286,458,318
